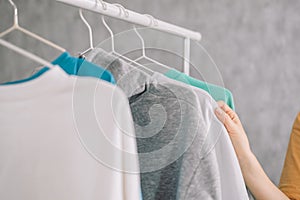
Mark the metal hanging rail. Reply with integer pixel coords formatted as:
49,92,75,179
56,0,201,41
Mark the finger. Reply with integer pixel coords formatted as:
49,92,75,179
215,107,235,129
217,101,232,114
217,101,239,121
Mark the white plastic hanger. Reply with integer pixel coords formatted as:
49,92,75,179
78,8,94,57
77,0,153,74
0,0,57,68
78,0,114,57
0,0,65,52
132,15,171,72
100,2,153,74
0,39,56,68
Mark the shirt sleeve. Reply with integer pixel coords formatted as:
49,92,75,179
183,110,249,200
279,113,300,200
213,119,249,200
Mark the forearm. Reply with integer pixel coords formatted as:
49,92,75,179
239,152,289,200
214,103,291,200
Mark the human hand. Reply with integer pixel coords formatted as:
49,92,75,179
215,101,291,200
214,101,252,160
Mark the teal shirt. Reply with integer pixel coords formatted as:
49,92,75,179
164,69,235,110
2,67,50,85
3,52,115,85
53,52,116,84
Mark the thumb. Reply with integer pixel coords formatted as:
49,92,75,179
215,107,235,129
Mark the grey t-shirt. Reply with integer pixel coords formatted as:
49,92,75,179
87,48,248,200
128,76,221,200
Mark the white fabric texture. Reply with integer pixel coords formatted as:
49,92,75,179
0,66,141,200
86,48,248,200
152,73,249,200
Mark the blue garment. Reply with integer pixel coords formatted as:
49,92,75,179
54,52,116,84
2,52,115,85
2,67,50,85
77,59,116,84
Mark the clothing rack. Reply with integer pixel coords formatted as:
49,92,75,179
56,0,202,75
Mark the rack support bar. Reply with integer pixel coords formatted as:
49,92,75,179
57,0,201,41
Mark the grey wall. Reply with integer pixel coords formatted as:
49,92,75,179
1,0,300,186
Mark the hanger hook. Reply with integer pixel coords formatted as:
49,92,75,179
133,26,146,57
8,0,19,26
144,14,158,27
79,9,94,50
101,16,115,52
100,3,129,53
113,4,129,18
95,0,107,10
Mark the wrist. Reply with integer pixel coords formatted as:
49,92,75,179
236,149,255,169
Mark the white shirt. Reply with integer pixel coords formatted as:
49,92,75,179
0,66,141,200
86,48,248,199
152,73,249,200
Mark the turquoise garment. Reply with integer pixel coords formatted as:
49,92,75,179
2,52,115,85
53,52,116,84
2,67,50,85
77,59,116,84
164,69,235,110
